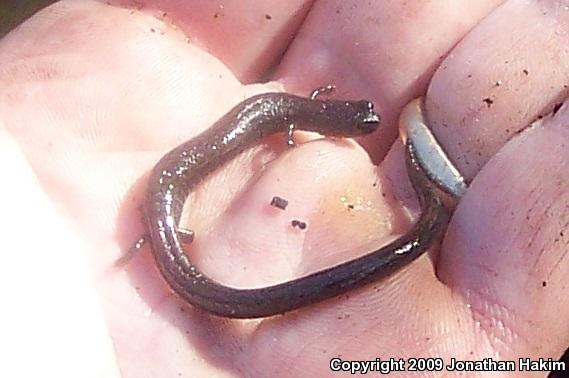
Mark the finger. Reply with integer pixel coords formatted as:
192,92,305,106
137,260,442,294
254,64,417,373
439,110,569,360
103,0,314,82
427,0,569,363
0,0,248,148
275,0,503,160
426,0,569,180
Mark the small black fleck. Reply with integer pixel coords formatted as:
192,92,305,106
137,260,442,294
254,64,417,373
291,220,307,230
523,69,529,75
553,102,563,115
213,12,220,19
347,204,355,210
483,98,494,107
270,196,288,210
150,27,156,33
265,14,272,20
542,281,547,287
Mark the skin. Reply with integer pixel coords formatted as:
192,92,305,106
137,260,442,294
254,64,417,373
1,1,569,377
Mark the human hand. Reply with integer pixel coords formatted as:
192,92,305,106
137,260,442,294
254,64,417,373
1,1,567,377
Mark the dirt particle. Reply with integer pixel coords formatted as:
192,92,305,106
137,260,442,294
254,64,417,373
523,69,529,75
542,281,547,287
483,97,494,107
213,13,220,19
265,14,272,20
553,102,563,115
270,196,288,210
291,220,307,230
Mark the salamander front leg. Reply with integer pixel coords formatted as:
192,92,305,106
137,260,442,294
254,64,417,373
310,84,336,100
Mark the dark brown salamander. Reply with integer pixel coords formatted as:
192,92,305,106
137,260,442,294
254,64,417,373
144,91,449,318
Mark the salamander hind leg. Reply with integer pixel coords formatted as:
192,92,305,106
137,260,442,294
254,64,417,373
116,235,148,267
285,124,296,147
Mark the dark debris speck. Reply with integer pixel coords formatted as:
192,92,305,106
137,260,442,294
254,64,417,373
291,220,307,230
270,196,288,210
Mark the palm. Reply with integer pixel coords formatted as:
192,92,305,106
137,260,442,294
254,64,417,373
1,1,568,377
